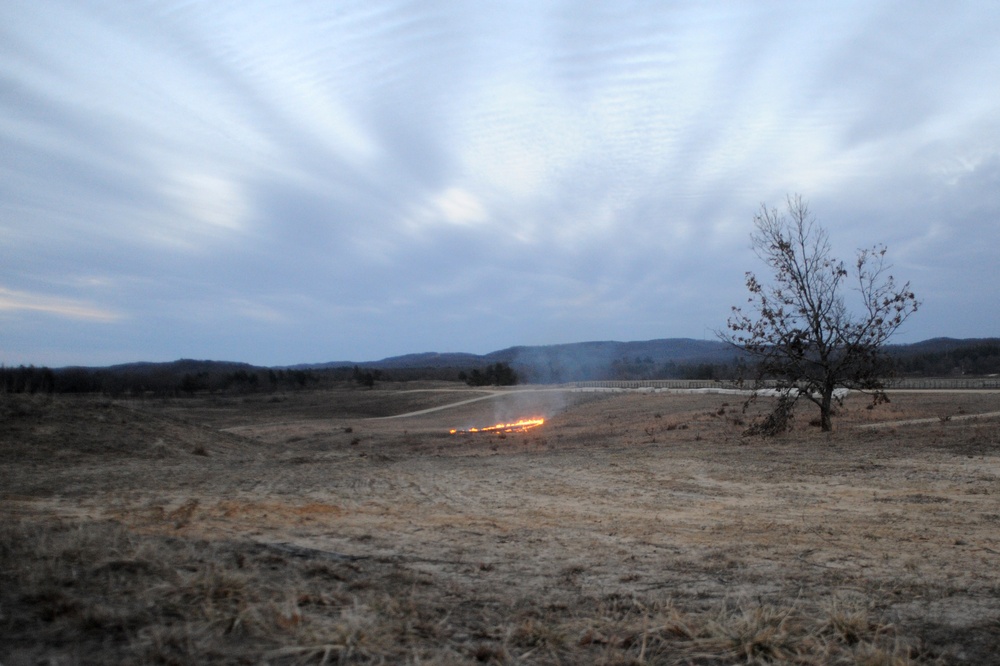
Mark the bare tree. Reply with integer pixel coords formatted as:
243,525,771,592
723,195,919,433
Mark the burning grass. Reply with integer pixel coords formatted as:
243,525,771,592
450,417,545,435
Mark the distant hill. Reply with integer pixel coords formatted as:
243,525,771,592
101,359,259,374
886,337,995,354
3,337,994,397
298,351,486,370
296,336,1000,382
295,338,743,383
886,337,1000,376
481,339,739,382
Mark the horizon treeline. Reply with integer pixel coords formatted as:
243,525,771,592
890,340,1000,376
2,339,998,396
459,362,518,386
0,363,474,397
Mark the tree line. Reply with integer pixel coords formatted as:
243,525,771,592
606,356,747,381
458,362,518,386
0,361,516,395
889,340,1000,377
2,340,996,397
0,364,325,396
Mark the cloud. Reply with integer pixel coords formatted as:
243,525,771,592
0,287,122,323
2,2,1000,364
403,187,489,233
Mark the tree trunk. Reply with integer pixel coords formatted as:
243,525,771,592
819,387,834,432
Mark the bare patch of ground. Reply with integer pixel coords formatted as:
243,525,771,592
2,386,1000,664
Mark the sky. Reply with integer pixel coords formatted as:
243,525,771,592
2,1,999,367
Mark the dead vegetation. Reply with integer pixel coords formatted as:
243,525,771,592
2,387,1000,664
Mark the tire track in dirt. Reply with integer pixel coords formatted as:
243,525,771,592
857,410,1000,429
372,386,602,419
379,387,1000,424
372,390,505,418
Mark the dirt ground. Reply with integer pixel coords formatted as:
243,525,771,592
3,385,1000,664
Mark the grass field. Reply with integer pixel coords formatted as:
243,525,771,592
3,385,1000,664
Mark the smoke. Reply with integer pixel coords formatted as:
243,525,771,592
505,339,737,383
488,388,571,426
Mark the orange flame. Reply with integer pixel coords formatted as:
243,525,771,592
450,417,544,435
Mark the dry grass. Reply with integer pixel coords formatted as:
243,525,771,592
0,517,930,664
3,387,1000,663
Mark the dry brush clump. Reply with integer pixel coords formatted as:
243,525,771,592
500,594,931,665
0,517,381,664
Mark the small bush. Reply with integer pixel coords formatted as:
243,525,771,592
744,397,795,437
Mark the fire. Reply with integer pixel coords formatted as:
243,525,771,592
449,417,544,435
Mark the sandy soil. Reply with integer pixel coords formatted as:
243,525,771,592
3,385,1000,664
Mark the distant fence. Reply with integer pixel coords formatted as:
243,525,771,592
891,378,1000,390
569,378,1000,390
570,380,725,390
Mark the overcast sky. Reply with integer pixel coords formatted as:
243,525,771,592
2,1,998,367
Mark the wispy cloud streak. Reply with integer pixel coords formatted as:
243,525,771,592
0,287,121,323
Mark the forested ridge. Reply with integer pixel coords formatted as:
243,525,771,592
2,338,996,396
